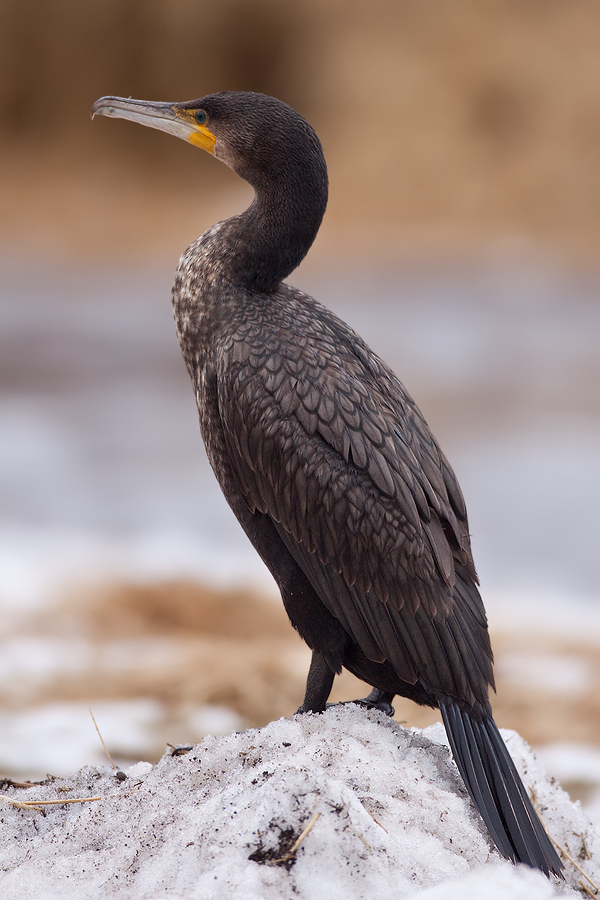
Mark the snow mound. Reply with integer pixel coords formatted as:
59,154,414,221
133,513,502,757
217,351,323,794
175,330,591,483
0,705,596,898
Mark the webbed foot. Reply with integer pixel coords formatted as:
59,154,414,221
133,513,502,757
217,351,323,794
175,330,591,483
351,688,395,717
297,689,395,717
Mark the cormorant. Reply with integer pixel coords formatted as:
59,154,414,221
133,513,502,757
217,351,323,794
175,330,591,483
92,91,562,877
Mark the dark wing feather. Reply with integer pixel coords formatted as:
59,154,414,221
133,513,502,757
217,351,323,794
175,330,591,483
217,293,492,706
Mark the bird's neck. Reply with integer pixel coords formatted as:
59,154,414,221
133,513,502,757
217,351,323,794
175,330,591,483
214,173,328,294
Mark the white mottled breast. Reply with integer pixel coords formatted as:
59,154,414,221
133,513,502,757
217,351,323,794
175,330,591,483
171,221,233,382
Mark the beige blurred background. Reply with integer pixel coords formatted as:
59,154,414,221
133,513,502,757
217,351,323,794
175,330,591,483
3,0,600,262
1,0,600,814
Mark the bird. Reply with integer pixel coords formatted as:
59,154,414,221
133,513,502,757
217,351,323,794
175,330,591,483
91,90,562,877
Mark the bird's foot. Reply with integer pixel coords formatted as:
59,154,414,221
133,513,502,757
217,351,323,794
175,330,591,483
350,688,395,717
296,689,395,718
294,701,356,715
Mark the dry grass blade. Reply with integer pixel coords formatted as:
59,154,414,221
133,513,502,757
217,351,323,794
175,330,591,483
20,797,102,806
89,707,117,769
532,795,598,894
0,795,43,811
5,780,44,789
361,802,388,833
0,794,102,811
579,880,597,898
546,831,599,894
271,812,322,865
288,812,321,855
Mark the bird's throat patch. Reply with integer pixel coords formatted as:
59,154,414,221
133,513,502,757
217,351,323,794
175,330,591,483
188,127,217,153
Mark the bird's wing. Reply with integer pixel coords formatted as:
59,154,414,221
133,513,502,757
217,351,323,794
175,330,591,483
217,298,492,703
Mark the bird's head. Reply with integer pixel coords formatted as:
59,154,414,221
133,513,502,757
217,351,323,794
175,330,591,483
91,91,326,194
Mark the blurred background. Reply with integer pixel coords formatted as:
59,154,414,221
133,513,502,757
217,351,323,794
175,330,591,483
1,0,600,824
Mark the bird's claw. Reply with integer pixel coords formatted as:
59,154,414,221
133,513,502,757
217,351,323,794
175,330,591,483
351,696,395,717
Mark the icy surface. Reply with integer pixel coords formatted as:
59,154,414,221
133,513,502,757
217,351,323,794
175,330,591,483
537,743,600,830
0,705,595,899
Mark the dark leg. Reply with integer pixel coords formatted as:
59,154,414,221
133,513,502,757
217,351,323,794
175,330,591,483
296,651,335,714
352,687,395,717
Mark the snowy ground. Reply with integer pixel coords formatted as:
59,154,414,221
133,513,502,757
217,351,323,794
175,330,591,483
0,706,597,899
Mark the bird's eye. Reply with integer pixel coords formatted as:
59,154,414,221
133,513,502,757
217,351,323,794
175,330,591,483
195,109,207,125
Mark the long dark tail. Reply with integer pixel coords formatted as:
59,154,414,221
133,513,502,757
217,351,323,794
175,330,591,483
440,701,562,876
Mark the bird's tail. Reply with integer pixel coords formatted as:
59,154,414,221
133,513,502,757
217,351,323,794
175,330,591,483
440,700,562,876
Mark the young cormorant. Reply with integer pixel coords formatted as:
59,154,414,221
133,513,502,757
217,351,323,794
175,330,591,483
91,91,562,877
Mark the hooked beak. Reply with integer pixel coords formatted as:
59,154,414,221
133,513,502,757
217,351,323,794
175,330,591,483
91,96,216,154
